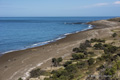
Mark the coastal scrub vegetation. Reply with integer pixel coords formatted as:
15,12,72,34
18,78,23,80
90,38,105,43
43,37,120,80
87,58,95,65
112,33,117,37
27,30,120,80
52,57,63,67
30,68,46,78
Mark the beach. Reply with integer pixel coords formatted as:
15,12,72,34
0,17,120,80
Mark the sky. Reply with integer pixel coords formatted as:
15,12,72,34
0,0,120,17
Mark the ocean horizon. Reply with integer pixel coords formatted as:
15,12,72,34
0,17,116,54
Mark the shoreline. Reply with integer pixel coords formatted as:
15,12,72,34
0,26,94,62
0,17,120,80
0,24,93,55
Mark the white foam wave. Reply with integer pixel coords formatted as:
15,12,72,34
82,24,93,31
64,33,72,35
88,24,92,28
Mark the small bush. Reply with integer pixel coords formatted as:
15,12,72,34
90,38,97,43
108,46,118,53
104,67,116,76
116,61,120,69
112,33,117,37
77,62,86,68
51,69,70,80
90,38,105,43
44,78,50,80
52,58,57,67
84,40,91,47
30,68,45,78
94,43,103,49
103,44,109,47
65,64,78,73
101,54,112,61
69,74,74,79
83,51,88,55
57,57,63,64
18,78,23,80
104,46,118,54
73,47,80,53
63,61,72,67
88,52,94,55
97,65,105,70
88,58,95,65
79,43,87,50
52,57,63,67
79,40,91,51
72,53,85,60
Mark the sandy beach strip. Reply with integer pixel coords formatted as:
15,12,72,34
0,18,120,80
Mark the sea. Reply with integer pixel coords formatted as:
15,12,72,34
0,17,116,54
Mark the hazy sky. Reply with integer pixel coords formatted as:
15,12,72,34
0,0,120,17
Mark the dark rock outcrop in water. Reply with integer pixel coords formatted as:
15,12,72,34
73,22,84,24
65,22,84,24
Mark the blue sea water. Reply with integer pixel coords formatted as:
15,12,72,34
0,17,116,54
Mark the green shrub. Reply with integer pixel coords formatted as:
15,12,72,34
65,64,78,73
90,38,97,43
72,53,85,60
73,47,80,53
51,69,71,80
108,46,118,53
52,58,57,67
103,44,109,47
52,57,63,67
77,62,86,68
88,58,95,65
79,40,91,51
59,75,69,80
97,65,105,70
73,40,92,53
104,46,118,54
30,68,45,78
112,33,117,37
104,67,116,75
83,51,88,55
116,61,120,69
90,38,105,43
94,43,103,49
57,57,63,64
79,43,87,50
18,78,23,80
84,40,91,47
101,54,112,60
55,70,67,77
69,74,74,79
88,52,94,55
63,61,72,67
